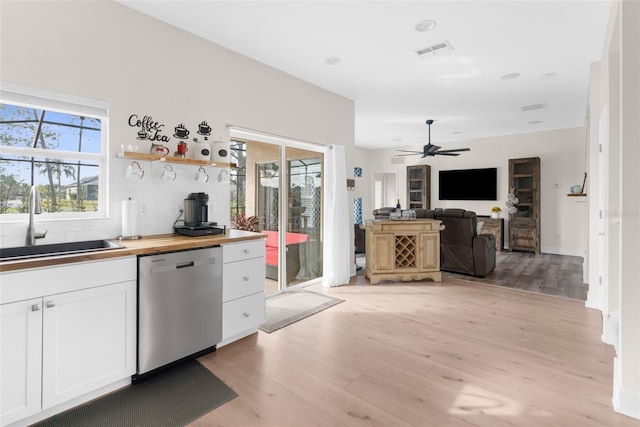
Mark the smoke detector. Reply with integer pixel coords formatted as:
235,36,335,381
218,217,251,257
416,40,454,56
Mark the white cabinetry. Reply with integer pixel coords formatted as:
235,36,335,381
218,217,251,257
221,240,266,346
0,257,136,426
1,298,42,425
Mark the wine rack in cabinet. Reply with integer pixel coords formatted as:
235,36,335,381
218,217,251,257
361,219,443,284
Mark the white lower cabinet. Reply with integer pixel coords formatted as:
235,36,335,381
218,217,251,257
221,240,266,345
1,298,42,425
41,281,136,409
0,258,136,427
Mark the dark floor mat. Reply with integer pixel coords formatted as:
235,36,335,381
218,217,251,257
33,360,237,427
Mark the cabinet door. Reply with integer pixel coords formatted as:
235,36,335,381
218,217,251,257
42,281,136,409
407,165,431,210
372,233,395,271
419,233,440,271
1,298,43,425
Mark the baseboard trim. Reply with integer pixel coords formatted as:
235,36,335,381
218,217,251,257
613,358,640,420
603,311,620,349
540,246,585,257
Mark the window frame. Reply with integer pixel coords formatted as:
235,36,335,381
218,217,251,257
0,83,109,222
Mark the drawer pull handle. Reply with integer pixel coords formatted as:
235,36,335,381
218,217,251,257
243,276,250,282
242,249,250,254
45,301,55,308
243,312,250,318
31,304,41,312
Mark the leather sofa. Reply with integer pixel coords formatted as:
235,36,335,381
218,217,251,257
419,208,496,277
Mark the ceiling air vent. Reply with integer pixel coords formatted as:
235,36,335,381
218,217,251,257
521,103,547,112
391,157,405,165
416,40,454,56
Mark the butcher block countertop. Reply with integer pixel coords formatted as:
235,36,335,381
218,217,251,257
0,229,265,273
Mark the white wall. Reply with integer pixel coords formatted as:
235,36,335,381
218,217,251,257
365,127,587,256
0,1,354,247
587,0,640,419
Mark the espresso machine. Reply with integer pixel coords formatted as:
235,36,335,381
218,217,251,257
174,192,225,236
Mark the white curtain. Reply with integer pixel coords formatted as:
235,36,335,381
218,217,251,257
322,144,351,287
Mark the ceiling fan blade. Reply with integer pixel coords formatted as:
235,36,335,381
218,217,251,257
395,153,422,156
435,152,460,156
396,149,423,154
436,148,471,153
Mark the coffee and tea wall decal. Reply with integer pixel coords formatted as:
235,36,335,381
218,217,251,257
126,114,224,160
128,114,170,143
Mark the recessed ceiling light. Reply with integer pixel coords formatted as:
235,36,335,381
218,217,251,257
324,56,341,65
540,73,557,80
501,72,521,80
415,19,437,32
528,120,543,125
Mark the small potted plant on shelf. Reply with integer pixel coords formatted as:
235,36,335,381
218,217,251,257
491,206,502,219
231,213,259,231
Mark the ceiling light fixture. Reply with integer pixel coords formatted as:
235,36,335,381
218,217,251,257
415,19,437,32
324,56,341,65
501,72,521,80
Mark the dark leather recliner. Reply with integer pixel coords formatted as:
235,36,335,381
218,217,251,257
420,208,496,277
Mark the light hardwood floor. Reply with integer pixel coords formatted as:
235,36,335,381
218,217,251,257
193,275,638,426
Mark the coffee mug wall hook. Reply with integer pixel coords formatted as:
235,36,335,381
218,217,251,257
125,161,144,179
217,169,230,183
195,166,209,183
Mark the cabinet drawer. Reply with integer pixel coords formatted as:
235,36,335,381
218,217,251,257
223,257,265,302
1,257,136,305
222,292,265,340
223,240,265,263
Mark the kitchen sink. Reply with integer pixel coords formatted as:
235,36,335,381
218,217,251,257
0,239,124,261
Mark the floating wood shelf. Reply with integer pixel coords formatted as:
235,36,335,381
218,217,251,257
116,151,236,168
567,193,587,197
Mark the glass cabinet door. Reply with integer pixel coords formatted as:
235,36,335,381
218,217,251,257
406,165,431,209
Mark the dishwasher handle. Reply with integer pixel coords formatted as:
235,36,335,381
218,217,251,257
150,257,215,274
176,261,195,269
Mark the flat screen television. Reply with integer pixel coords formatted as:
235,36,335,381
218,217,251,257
439,167,497,201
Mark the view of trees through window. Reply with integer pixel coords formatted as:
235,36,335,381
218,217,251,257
230,140,246,221
0,102,103,215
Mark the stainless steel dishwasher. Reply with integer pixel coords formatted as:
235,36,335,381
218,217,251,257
135,246,222,381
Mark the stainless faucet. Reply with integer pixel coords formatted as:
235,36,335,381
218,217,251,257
26,185,47,245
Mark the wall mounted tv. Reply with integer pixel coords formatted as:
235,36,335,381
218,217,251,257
439,167,497,201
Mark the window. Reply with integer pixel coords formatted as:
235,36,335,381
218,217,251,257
229,140,246,221
0,84,108,219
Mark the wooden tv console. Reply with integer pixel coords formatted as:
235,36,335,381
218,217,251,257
361,219,443,284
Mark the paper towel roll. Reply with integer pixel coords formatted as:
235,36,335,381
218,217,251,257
122,198,138,237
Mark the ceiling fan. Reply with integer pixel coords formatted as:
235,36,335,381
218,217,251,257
395,119,470,157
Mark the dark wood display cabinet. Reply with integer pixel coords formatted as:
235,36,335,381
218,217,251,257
406,165,431,210
508,157,540,254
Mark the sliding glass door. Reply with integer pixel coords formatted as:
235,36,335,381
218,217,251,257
285,148,323,289
231,138,323,296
